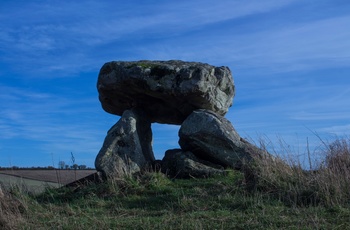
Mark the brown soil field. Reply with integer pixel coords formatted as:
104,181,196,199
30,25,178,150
0,169,96,185
0,174,61,194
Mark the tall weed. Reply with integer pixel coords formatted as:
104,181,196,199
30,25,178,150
246,136,350,207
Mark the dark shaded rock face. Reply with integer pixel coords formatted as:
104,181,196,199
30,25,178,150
161,149,226,178
179,110,264,169
97,60,235,125
95,108,154,178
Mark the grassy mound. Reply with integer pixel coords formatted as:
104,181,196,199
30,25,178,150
1,137,350,229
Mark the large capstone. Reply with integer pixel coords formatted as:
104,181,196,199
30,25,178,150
97,60,235,125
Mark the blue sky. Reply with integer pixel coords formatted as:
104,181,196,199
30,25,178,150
1,0,349,168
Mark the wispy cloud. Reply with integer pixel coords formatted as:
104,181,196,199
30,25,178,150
138,13,350,74
290,111,350,121
0,0,300,77
319,124,350,136
0,84,113,166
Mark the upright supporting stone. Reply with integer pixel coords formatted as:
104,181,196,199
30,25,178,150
95,108,154,178
179,109,265,169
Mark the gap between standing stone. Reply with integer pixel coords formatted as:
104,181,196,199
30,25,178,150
151,123,181,160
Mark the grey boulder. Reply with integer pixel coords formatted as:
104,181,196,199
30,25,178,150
161,149,226,178
95,108,155,178
179,110,266,169
97,60,235,125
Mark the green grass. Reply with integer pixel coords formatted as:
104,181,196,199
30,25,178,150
1,170,348,229
2,137,350,229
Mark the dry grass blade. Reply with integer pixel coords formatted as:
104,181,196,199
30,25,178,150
0,185,26,230
245,136,350,207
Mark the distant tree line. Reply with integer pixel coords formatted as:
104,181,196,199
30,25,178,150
0,164,94,170
58,161,91,170
0,152,94,170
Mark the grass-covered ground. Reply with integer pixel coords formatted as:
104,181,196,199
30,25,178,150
1,137,350,229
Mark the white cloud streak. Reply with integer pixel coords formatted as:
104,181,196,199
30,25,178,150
0,84,115,166
0,0,300,77
138,14,350,74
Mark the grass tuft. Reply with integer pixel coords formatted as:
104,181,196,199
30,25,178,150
245,137,350,207
0,185,27,230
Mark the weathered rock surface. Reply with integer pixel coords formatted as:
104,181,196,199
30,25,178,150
97,60,235,125
95,108,155,178
161,149,226,178
179,110,266,169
